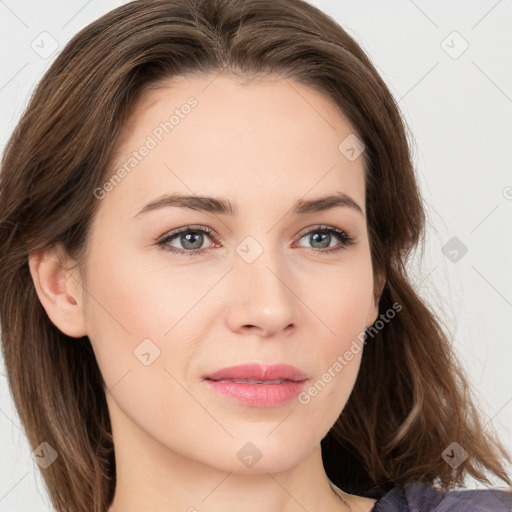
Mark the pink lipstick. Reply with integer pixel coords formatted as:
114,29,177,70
202,363,308,408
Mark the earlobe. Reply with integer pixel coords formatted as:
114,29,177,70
28,245,87,338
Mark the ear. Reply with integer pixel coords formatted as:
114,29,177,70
365,271,386,328
28,244,87,338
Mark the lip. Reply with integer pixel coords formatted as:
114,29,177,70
202,363,309,408
203,363,309,382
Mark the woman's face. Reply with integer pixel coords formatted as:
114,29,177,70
78,73,380,474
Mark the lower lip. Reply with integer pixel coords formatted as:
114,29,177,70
203,379,307,407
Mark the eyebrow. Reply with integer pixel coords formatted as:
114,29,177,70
133,191,364,218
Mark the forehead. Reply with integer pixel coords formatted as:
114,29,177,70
101,73,366,219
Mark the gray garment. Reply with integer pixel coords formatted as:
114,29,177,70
370,483,512,511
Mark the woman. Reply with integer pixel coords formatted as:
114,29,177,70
0,1,510,511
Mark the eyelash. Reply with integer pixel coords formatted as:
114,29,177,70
156,224,355,256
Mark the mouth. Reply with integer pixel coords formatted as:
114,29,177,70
201,364,309,407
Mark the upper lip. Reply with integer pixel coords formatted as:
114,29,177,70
203,363,309,382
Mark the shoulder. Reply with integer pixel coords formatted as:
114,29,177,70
372,482,512,512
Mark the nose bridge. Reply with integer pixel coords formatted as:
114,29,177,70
227,233,297,332
237,233,292,297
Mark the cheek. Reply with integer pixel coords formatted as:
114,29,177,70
301,257,373,410
308,256,375,340
81,250,196,433
81,242,223,400
83,243,209,340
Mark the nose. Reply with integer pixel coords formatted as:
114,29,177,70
224,243,297,338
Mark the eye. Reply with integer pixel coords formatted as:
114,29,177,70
156,225,218,256
293,225,355,254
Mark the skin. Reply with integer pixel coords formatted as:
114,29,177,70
29,73,384,512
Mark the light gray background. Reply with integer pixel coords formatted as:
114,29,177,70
1,1,511,510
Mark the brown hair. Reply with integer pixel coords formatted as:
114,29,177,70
0,0,510,511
